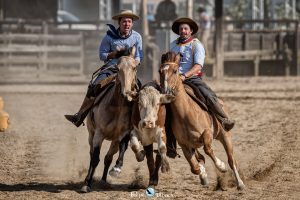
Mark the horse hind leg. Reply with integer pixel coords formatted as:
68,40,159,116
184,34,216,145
109,133,130,177
81,129,104,193
202,129,227,173
219,132,245,190
101,140,119,182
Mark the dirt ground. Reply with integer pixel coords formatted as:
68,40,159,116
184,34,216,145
0,77,299,200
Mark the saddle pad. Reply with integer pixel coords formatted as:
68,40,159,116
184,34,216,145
94,81,115,106
184,84,208,111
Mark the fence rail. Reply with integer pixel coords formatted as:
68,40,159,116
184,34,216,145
0,32,84,78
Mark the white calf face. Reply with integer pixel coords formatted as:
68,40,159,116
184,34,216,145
138,86,174,129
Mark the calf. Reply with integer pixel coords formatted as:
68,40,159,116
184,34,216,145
130,82,174,186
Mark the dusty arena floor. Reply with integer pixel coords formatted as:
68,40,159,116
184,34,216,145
0,77,299,200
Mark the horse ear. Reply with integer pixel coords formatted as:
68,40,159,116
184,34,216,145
160,94,175,104
130,46,136,57
161,53,166,63
175,53,181,64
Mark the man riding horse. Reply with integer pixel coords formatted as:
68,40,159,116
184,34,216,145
166,17,235,156
65,10,143,127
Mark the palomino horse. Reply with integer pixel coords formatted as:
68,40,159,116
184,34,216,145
159,52,245,190
81,47,138,193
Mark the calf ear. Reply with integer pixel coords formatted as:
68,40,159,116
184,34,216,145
160,94,175,104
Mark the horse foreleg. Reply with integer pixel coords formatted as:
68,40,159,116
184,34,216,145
181,145,208,186
181,145,199,174
109,133,130,177
130,129,145,162
144,144,156,186
219,132,245,190
101,140,119,182
194,148,208,185
82,130,104,193
157,128,170,173
202,129,227,173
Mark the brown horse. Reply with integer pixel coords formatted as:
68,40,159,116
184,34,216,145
159,52,245,190
81,47,138,193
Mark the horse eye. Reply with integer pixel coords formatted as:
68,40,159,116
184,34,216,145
173,69,177,74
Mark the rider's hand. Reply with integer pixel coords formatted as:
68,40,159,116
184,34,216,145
180,74,186,81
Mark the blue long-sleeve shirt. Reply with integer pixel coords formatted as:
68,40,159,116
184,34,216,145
99,30,143,67
170,38,205,74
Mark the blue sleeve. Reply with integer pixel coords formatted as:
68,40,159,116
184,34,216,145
99,35,111,61
194,41,205,67
135,34,143,62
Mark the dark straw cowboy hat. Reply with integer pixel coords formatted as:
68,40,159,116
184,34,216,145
171,17,198,35
112,10,140,21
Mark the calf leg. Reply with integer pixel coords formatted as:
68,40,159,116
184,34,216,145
202,129,227,173
130,129,145,162
109,133,130,177
102,141,119,182
157,128,170,173
81,130,104,193
219,132,245,190
144,144,156,186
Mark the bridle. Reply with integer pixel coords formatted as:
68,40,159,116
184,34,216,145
160,61,180,95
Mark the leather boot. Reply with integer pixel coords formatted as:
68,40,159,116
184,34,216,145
65,84,96,127
64,96,95,127
207,98,235,131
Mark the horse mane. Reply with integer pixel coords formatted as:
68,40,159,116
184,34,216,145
161,51,180,64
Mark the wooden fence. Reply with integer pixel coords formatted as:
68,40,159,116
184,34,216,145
0,31,84,79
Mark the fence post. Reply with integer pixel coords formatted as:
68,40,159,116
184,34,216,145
295,21,299,76
41,21,48,78
79,32,84,75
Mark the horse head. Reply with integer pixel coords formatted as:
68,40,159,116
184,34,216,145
159,51,181,95
116,46,138,102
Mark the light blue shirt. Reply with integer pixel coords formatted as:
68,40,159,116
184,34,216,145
170,38,205,74
99,30,143,66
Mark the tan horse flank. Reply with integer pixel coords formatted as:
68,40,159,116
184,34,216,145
81,47,138,193
159,52,245,190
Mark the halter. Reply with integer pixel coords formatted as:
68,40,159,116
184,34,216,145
117,55,139,92
160,61,180,95
160,62,179,68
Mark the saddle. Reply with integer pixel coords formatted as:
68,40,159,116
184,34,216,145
94,74,117,105
93,74,140,106
183,83,208,111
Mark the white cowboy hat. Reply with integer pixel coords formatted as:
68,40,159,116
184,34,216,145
112,10,140,21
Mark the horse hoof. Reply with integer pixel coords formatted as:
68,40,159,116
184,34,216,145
200,176,209,186
80,185,91,193
109,167,121,177
136,150,145,162
237,183,245,190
